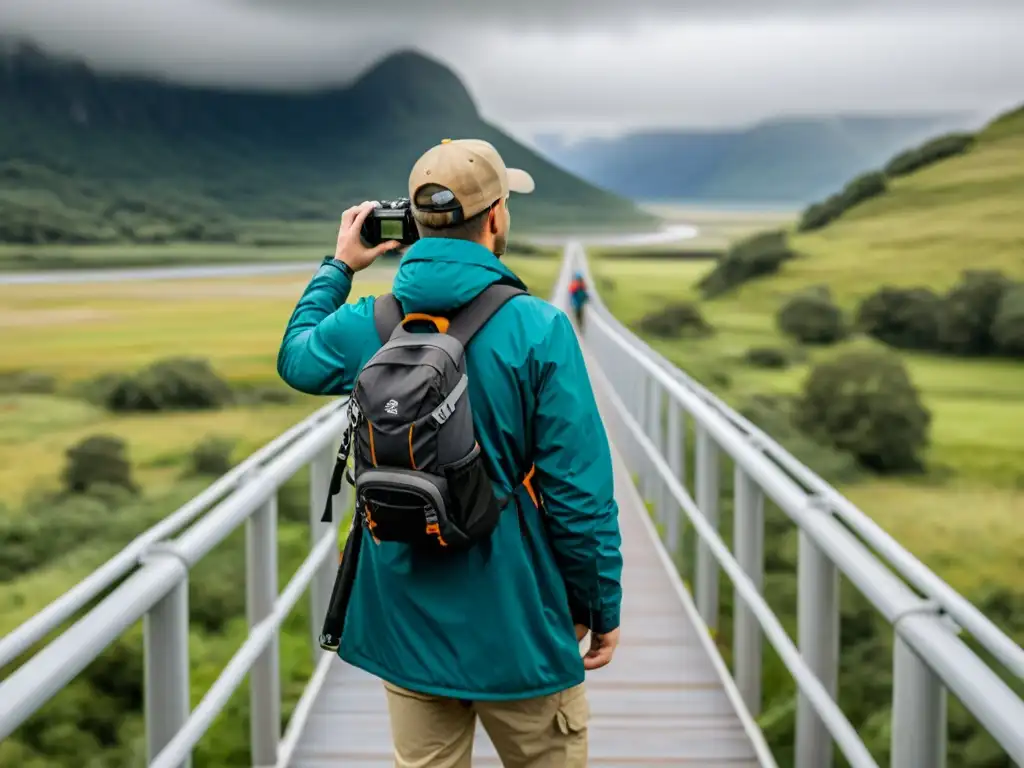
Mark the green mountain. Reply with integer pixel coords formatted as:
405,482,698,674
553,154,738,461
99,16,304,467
534,113,976,205
0,43,656,247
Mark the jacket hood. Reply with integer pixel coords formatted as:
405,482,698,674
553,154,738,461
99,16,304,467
391,238,526,314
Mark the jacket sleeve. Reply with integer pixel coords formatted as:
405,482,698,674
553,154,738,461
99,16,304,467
276,258,380,395
531,311,623,634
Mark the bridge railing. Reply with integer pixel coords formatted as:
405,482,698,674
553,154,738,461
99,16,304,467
570,242,1024,767
0,399,351,768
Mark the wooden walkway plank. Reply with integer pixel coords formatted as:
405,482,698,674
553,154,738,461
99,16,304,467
291,368,763,766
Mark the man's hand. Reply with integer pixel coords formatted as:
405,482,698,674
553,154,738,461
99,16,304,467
335,201,400,272
583,627,620,671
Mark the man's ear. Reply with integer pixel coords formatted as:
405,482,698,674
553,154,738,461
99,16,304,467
488,204,500,234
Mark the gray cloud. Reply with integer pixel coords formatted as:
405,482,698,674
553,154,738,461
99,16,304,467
250,0,1023,21
1,0,1021,136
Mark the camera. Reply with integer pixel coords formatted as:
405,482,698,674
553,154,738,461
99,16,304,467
360,199,420,248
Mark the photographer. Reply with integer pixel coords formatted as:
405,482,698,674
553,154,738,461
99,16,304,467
277,138,622,767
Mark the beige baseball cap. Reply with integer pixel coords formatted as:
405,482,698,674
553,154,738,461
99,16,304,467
409,138,535,227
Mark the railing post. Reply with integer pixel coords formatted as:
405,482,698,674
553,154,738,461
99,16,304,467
145,574,191,768
733,466,765,716
646,377,663,512
694,425,720,629
795,516,840,768
665,399,682,560
247,496,281,766
634,369,648,480
309,445,340,660
891,635,947,768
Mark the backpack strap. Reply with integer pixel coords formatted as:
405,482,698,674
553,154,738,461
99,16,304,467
448,284,528,347
373,293,404,343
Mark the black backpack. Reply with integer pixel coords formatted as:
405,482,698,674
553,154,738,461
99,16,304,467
323,283,527,551
317,283,539,651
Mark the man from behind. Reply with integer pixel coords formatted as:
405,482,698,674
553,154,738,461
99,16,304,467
277,138,622,767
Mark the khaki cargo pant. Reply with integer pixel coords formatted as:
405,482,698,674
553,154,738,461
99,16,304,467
383,681,590,767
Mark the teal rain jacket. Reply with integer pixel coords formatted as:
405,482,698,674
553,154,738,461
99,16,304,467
277,239,623,700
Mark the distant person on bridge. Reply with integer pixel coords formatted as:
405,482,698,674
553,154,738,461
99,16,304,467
277,139,622,767
568,270,589,328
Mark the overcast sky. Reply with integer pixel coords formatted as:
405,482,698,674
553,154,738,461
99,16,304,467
2,0,1022,140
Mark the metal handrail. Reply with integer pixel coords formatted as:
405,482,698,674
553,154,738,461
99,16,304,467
0,399,346,669
0,400,350,766
148,529,338,768
573,241,1024,680
572,243,1024,765
589,346,876,768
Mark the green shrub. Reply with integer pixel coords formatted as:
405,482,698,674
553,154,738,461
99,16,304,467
884,132,976,177
61,434,137,495
797,195,844,232
635,301,713,339
0,370,56,395
0,495,110,581
855,286,943,350
743,346,791,369
89,357,233,412
188,435,236,477
697,230,795,298
708,370,732,390
81,481,137,509
233,382,295,406
992,283,1024,358
739,394,862,485
794,351,931,473
839,171,887,211
937,270,1012,356
189,528,247,633
777,290,847,345
797,172,887,233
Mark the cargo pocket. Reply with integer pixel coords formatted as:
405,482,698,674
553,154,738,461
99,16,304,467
554,684,590,767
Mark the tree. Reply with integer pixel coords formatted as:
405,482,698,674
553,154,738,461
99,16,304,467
61,435,137,495
777,290,847,345
697,230,796,298
855,286,943,351
992,283,1024,358
937,270,1011,356
795,351,931,473
636,301,714,338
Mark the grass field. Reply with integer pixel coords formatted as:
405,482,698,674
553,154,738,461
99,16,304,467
0,253,560,510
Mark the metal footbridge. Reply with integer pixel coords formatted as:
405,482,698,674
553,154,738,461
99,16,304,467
1,245,1023,767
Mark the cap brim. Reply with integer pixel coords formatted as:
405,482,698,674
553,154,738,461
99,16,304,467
507,168,535,194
